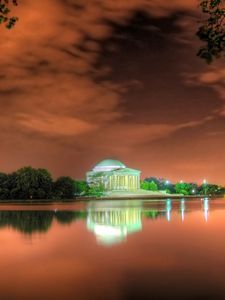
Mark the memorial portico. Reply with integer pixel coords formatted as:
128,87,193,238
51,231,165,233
86,159,141,191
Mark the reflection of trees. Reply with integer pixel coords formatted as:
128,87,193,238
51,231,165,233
55,211,87,224
0,210,87,234
143,210,161,219
0,211,54,234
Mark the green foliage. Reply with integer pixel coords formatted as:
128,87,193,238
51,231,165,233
0,0,18,29
140,180,149,190
73,180,89,196
14,167,53,199
0,172,9,199
0,167,90,201
0,167,53,200
86,184,104,197
141,180,158,191
53,176,75,200
197,0,225,62
175,182,192,195
143,210,159,219
148,181,158,191
144,177,176,193
198,183,225,195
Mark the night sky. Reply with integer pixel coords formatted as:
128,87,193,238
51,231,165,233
0,0,224,184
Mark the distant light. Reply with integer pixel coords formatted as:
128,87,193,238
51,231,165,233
203,179,207,184
180,180,183,183
192,189,195,193
165,180,170,185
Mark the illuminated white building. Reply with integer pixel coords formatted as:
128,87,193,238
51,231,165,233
86,159,141,191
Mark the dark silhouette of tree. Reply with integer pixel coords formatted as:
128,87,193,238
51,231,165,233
53,176,75,200
0,0,18,28
0,172,9,199
197,0,225,62
11,167,53,200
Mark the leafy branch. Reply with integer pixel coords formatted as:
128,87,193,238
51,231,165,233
197,0,225,62
0,0,18,29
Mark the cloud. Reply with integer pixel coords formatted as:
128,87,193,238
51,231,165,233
17,113,96,136
188,60,225,117
0,0,224,183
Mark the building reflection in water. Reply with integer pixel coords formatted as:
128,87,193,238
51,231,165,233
87,207,142,246
0,198,212,241
86,198,212,245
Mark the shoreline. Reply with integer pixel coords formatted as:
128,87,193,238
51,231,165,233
0,195,221,205
76,195,211,201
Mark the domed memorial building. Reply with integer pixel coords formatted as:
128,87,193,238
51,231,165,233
86,159,141,191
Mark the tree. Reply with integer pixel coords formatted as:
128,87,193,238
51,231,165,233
148,181,158,191
11,167,53,200
140,180,149,190
86,184,104,197
0,0,18,28
175,182,192,195
198,183,225,196
53,176,75,200
0,172,9,199
143,177,175,193
197,0,225,62
73,180,89,196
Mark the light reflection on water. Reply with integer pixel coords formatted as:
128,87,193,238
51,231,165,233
0,198,213,241
86,198,211,245
0,198,224,300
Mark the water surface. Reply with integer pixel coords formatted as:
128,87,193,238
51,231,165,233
0,198,225,300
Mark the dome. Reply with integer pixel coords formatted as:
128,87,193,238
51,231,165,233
93,159,126,172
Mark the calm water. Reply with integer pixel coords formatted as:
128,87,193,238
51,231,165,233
0,198,225,300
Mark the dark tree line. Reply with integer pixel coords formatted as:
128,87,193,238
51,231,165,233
0,166,88,200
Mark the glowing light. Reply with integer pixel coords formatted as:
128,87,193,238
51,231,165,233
94,225,125,237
